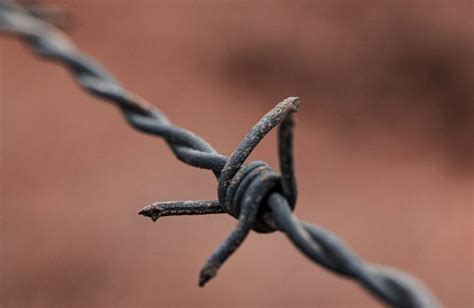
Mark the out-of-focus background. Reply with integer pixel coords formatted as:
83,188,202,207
1,0,472,307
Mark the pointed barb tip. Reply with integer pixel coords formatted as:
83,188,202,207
198,265,218,287
137,206,161,222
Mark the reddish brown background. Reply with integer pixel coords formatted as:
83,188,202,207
1,1,473,307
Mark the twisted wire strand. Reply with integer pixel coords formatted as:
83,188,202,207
0,2,440,307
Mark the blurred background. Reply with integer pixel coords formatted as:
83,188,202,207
1,0,472,307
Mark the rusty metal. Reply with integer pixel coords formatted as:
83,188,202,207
0,1,440,306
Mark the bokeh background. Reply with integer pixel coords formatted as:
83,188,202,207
1,0,472,307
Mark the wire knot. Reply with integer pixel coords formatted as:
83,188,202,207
218,160,293,233
138,97,300,286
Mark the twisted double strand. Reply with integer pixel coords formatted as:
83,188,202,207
0,2,439,307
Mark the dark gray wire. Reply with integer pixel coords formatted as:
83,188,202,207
0,1,440,307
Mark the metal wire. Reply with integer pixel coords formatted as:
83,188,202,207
0,1,440,307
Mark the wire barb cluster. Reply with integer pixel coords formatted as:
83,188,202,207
0,1,440,306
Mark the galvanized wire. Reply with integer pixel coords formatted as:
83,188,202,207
0,1,440,307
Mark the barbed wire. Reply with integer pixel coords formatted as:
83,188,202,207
0,1,440,306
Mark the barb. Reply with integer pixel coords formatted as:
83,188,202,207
0,2,440,307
